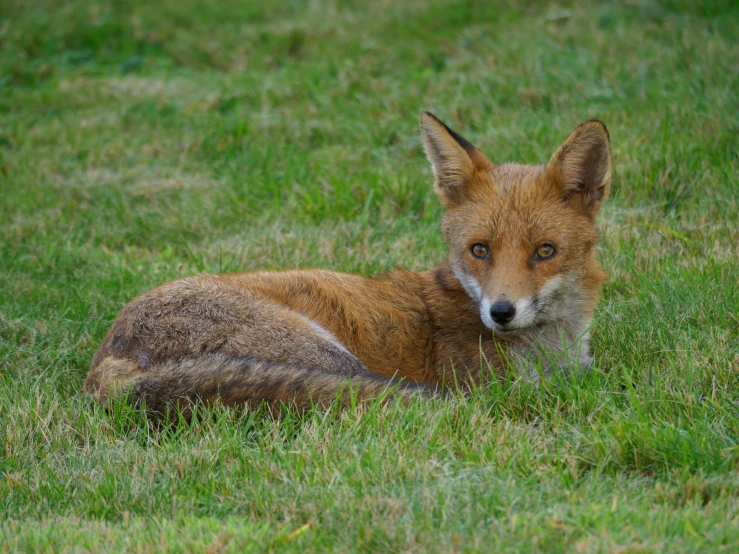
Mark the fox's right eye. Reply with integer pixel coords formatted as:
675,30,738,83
470,243,489,259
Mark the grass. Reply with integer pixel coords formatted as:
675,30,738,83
1,0,738,551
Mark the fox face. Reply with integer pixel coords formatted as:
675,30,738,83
421,113,610,341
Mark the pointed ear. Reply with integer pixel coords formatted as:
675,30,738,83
547,120,612,217
420,112,489,206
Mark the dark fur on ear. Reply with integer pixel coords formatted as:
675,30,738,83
420,112,491,206
547,120,612,217
423,112,477,156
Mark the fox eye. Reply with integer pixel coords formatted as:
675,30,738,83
470,243,489,259
535,244,556,259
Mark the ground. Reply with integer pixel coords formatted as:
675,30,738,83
0,0,737,552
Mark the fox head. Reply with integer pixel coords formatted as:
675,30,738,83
421,112,610,337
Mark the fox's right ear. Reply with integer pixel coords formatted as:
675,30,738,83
421,112,488,206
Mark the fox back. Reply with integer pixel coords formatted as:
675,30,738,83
85,113,611,417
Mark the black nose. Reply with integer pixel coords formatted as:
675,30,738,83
490,301,516,324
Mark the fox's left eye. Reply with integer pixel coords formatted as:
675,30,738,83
535,244,556,259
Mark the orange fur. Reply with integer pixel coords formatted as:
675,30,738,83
84,114,611,417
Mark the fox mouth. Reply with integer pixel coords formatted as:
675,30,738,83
490,322,533,335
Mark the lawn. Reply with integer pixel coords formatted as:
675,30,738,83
1,0,737,552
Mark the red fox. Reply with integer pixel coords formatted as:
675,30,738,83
84,113,611,417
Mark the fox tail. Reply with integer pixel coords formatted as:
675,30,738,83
84,352,431,420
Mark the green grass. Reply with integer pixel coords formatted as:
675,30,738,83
1,0,738,551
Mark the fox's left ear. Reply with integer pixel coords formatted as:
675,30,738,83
547,120,612,217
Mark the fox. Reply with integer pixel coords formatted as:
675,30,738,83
84,112,612,418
